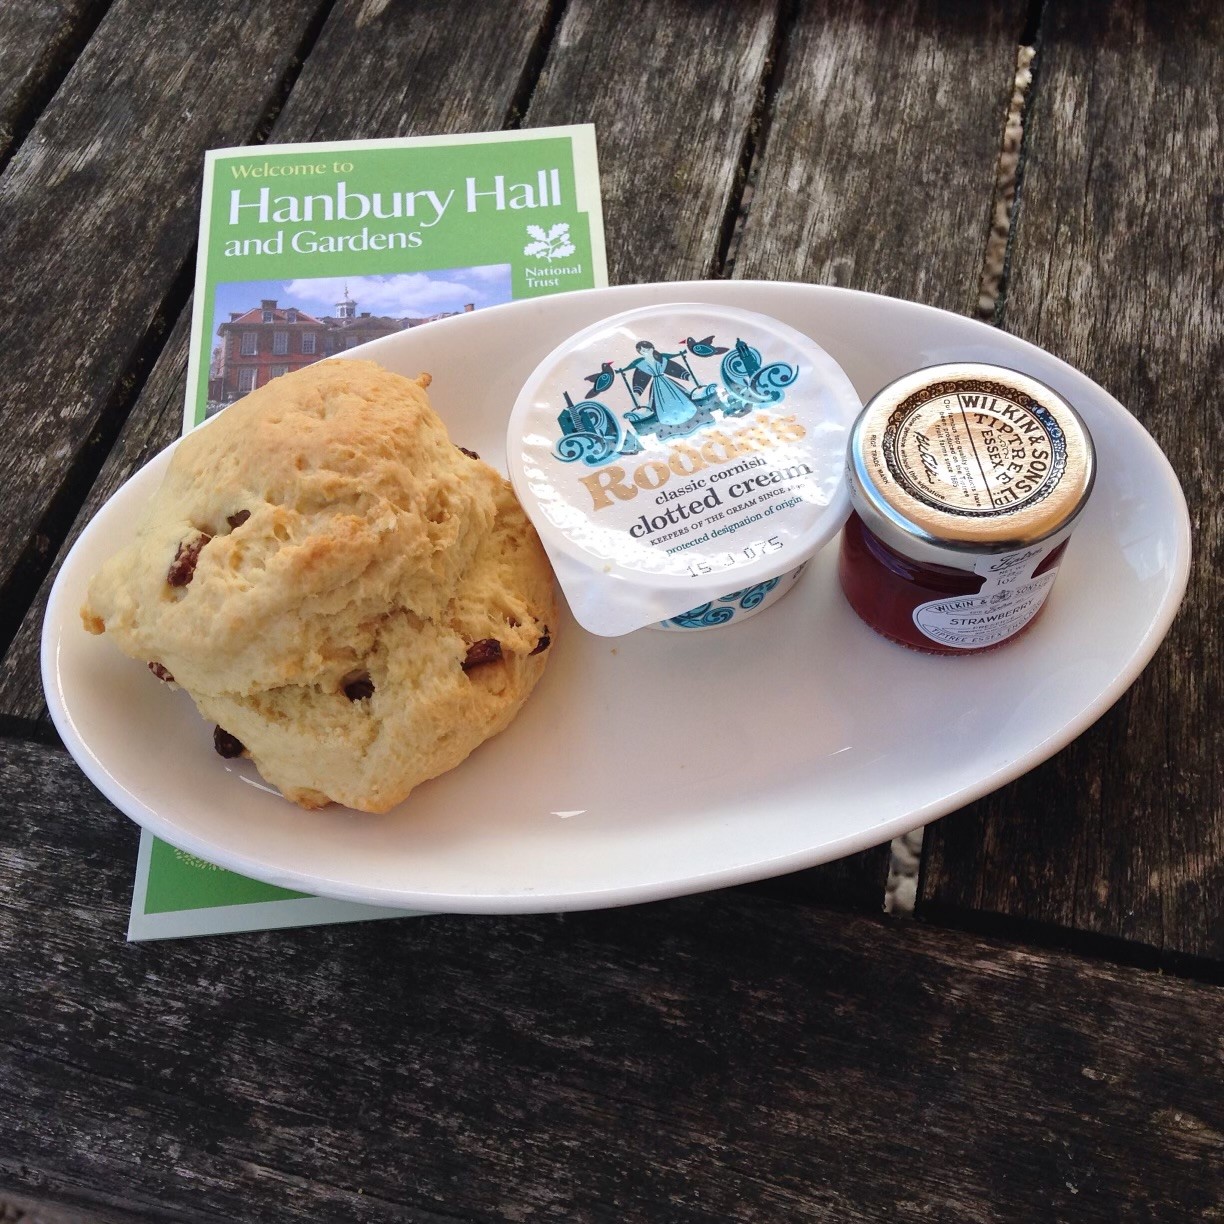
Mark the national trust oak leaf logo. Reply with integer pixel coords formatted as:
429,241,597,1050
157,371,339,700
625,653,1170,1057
524,222,575,262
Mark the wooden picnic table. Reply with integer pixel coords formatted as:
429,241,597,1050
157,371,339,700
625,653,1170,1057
0,1,1220,1219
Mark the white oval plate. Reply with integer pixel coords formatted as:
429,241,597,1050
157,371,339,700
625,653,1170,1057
43,283,1191,914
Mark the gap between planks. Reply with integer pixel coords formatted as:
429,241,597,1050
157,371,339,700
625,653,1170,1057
889,42,1036,916
502,0,570,129
0,0,113,177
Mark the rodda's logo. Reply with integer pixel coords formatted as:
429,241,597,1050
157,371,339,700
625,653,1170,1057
577,415,810,512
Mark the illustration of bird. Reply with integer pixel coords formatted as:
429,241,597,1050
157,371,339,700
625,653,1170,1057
683,335,729,357
583,362,616,395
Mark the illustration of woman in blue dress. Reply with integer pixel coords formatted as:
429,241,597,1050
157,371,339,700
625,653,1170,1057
617,341,699,428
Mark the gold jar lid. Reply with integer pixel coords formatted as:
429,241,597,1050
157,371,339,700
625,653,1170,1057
847,362,1095,564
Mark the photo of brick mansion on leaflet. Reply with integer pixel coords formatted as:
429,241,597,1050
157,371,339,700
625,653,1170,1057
208,287,473,406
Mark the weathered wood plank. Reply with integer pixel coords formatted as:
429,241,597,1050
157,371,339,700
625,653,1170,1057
0,0,559,731
528,0,903,908
0,0,333,651
0,314,191,737
271,0,557,141
0,0,110,167
2,738,1223,1222
525,0,783,284
732,0,1027,309
918,0,1224,962
0,1191,138,1224
746,850,888,913
727,0,1028,904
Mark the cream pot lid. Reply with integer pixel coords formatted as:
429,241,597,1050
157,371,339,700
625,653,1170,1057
507,303,862,635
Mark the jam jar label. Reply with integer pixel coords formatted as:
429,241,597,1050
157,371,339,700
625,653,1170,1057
883,379,1069,518
911,542,1061,650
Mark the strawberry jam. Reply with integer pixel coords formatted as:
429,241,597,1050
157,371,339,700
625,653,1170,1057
839,363,1094,654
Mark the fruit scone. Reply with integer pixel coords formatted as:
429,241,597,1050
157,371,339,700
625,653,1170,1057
81,359,556,813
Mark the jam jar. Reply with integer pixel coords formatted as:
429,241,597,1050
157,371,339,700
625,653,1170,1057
838,362,1095,654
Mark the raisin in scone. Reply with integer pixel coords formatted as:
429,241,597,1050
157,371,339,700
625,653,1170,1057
81,359,556,813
